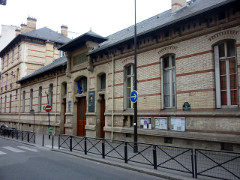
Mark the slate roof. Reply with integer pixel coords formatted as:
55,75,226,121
59,30,107,51
89,0,236,54
0,27,71,56
18,56,67,83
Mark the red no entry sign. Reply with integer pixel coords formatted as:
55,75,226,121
45,105,52,112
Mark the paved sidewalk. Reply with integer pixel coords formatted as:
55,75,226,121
1,134,210,180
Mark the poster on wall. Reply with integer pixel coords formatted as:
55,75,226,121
140,117,151,129
88,91,95,112
170,117,186,132
154,117,168,130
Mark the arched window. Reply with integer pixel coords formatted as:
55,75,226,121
124,64,134,109
22,91,25,112
214,40,238,108
161,55,176,109
30,89,33,110
9,94,12,113
38,86,42,112
76,77,87,94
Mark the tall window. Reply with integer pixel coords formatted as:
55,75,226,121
2,56,4,70
5,74,8,90
0,76,2,92
18,45,20,59
214,40,238,108
76,77,87,94
124,64,134,109
30,89,33,110
38,87,42,112
99,73,106,91
22,91,25,112
161,55,176,108
59,50,65,57
10,71,13,88
0,97,2,113
9,94,12,113
5,95,7,113
7,53,9,66
12,49,14,63
49,84,53,106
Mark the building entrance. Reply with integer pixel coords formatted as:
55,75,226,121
77,97,86,136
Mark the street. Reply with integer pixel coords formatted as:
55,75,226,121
0,138,165,180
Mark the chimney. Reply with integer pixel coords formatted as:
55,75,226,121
20,23,28,33
15,28,21,36
61,25,68,37
27,17,37,31
171,0,186,13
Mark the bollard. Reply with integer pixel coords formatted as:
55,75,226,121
124,142,128,163
102,139,105,159
52,136,54,149
42,134,44,146
84,137,87,155
153,145,157,170
70,136,72,152
27,133,30,142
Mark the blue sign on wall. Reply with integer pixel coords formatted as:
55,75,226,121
130,90,138,103
68,101,71,112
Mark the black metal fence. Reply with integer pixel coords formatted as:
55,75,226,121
59,135,195,178
0,129,35,143
195,149,240,180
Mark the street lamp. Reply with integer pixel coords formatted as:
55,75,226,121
45,90,51,139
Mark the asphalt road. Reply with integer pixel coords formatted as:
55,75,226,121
0,138,165,180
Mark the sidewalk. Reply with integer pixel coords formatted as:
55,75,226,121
1,133,205,180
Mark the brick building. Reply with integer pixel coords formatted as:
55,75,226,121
2,0,240,151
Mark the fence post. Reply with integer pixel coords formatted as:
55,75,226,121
27,132,30,142
153,145,157,170
194,149,197,178
191,149,194,178
124,142,128,163
84,137,87,155
42,134,44,146
70,136,72,152
58,135,60,149
102,139,105,159
52,136,54,149
22,132,23,141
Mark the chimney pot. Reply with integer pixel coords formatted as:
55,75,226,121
171,0,186,13
61,25,68,37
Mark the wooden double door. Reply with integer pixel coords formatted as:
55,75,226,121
77,97,86,136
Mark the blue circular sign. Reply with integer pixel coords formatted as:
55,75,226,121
130,90,138,103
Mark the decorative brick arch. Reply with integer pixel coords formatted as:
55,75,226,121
208,30,239,45
157,46,178,58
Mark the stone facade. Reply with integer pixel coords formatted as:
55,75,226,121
1,1,240,152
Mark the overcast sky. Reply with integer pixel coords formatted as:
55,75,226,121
0,0,171,37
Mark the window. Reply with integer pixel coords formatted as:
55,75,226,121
0,97,2,112
99,73,106,91
16,68,19,81
76,77,87,94
5,74,8,90
63,83,67,96
22,91,25,112
10,72,13,88
18,45,20,59
9,94,12,113
49,84,53,106
7,53,9,66
5,95,7,113
38,87,42,112
124,64,134,109
214,40,238,108
73,53,87,66
59,50,65,57
0,76,2,92
30,89,33,110
161,55,176,109
2,56,4,70
12,49,14,63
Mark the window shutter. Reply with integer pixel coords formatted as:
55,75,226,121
214,45,221,108
160,58,164,109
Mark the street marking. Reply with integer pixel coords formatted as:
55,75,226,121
3,146,25,152
18,146,38,152
0,151,7,155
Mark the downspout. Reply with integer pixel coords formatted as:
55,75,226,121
55,72,58,129
111,54,115,140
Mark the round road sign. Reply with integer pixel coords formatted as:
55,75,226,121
130,90,138,103
45,105,52,112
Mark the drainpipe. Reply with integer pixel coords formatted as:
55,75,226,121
111,54,115,140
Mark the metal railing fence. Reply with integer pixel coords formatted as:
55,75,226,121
0,129,35,143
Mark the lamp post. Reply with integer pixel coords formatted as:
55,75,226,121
45,90,51,139
133,0,138,153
